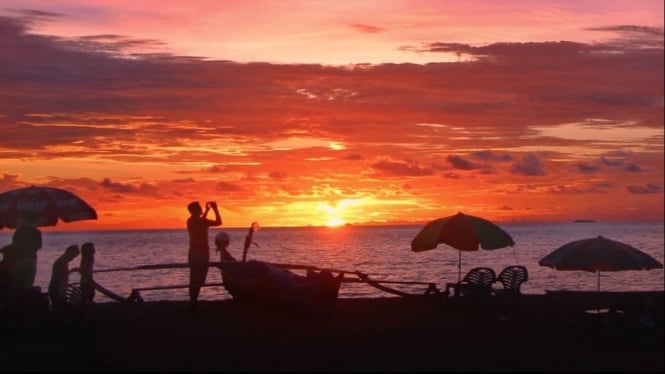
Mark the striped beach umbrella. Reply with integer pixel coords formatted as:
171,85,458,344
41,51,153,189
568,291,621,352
0,185,97,229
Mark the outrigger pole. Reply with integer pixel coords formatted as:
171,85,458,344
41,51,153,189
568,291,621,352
267,264,440,297
94,263,191,272
92,261,440,300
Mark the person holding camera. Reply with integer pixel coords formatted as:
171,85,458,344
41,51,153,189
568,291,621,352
186,200,222,309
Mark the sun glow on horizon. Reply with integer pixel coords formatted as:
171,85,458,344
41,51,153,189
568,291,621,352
326,217,347,227
319,198,364,227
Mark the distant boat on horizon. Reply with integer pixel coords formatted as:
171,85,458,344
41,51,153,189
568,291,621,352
573,219,596,223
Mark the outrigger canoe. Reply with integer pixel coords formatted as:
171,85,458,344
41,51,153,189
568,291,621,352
214,223,343,316
220,259,344,316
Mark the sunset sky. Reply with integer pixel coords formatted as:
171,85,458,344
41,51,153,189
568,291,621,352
0,1,663,230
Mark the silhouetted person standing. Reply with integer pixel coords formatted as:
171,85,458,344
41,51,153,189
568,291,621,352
48,245,80,312
187,200,221,309
79,242,96,305
9,211,42,291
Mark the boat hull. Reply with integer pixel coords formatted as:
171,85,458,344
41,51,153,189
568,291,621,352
221,260,343,316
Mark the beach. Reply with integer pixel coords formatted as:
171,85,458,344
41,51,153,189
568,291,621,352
1,291,663,372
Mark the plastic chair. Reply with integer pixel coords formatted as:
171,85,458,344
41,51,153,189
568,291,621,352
445,267,496,298
492,265,528,296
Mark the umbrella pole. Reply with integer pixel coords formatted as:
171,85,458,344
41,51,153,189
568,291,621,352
458,252,461,282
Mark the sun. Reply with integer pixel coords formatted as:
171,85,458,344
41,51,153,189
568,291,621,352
326,217,346,227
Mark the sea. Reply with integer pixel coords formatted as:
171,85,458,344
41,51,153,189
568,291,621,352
1,222,663,303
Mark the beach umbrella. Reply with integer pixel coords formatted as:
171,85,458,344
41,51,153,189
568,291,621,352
410,212,515,282
0,185,97,229
538,235,663,292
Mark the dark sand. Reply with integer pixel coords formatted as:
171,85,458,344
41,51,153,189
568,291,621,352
1,291,663,372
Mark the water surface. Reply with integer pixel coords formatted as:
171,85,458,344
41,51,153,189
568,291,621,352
1,222,662,302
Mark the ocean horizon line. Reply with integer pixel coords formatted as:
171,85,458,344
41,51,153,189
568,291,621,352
3,219,662,234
